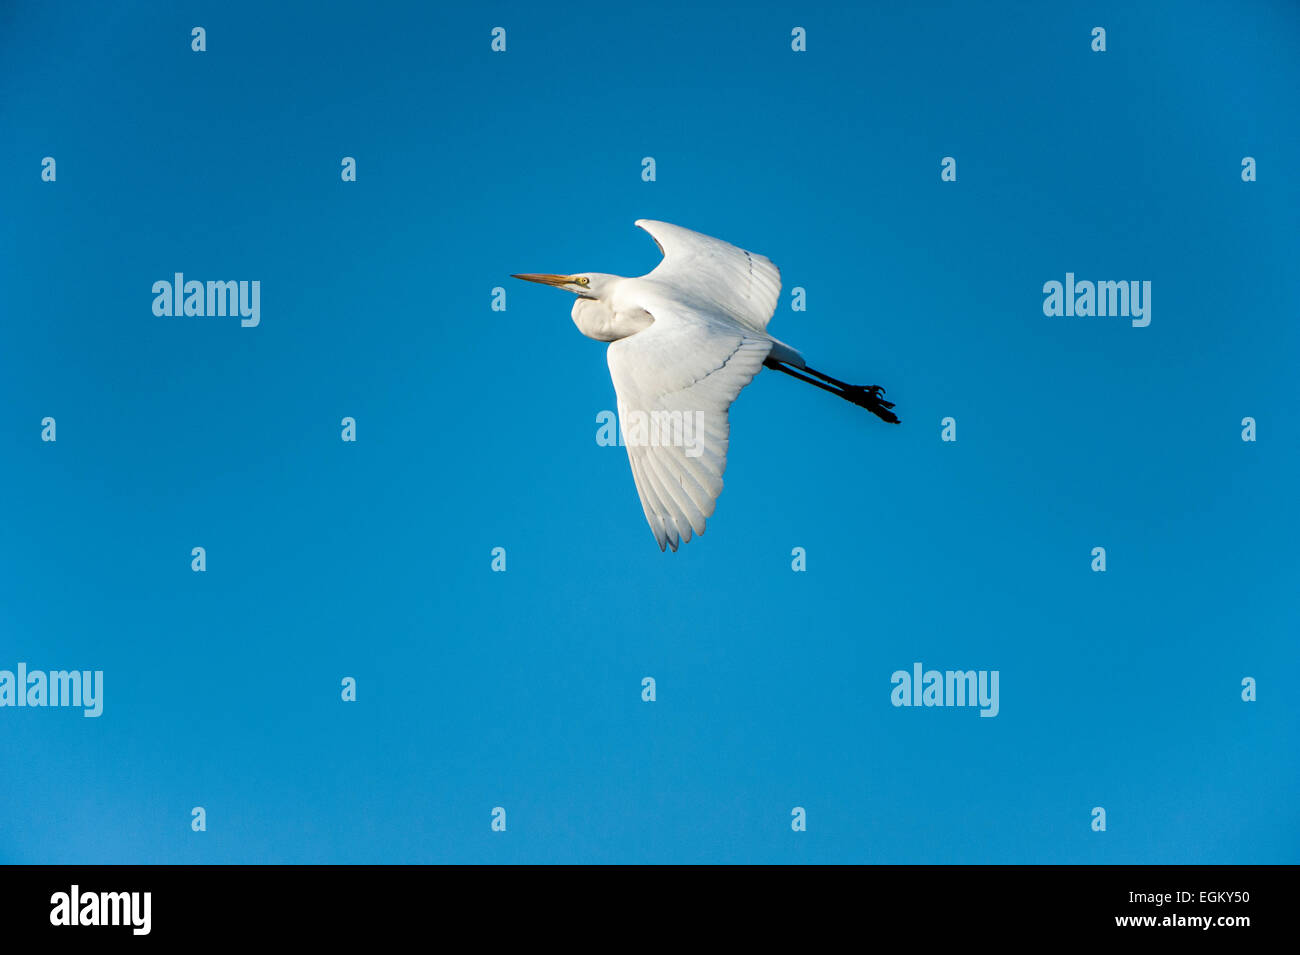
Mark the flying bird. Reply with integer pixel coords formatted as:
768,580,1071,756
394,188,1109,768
513,219,899,552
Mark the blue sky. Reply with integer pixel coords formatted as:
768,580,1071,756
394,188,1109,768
1,0,1297,863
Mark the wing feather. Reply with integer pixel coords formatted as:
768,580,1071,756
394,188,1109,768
636,219,782,333
607,302,771,551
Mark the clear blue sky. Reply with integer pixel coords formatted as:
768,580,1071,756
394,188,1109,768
1,0,1296,863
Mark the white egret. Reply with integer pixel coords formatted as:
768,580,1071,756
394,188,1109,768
514,219,899,552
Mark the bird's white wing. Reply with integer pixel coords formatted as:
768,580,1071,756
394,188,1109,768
607,301,772,551
636,219,782,333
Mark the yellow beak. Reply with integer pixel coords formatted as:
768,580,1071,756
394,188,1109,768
511,273,575,288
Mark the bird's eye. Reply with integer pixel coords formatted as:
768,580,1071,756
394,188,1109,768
578,277,590,286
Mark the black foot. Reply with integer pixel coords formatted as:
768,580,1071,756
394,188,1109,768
847,384,894,410
842,384,900,423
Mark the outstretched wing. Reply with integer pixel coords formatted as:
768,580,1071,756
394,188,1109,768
636,219,782,334
606,300,772,551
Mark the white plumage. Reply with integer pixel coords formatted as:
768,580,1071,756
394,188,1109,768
513,219,898,551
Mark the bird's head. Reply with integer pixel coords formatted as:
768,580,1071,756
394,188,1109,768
511,272,617,299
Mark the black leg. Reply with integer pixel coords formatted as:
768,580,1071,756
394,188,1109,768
763,359,901,424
